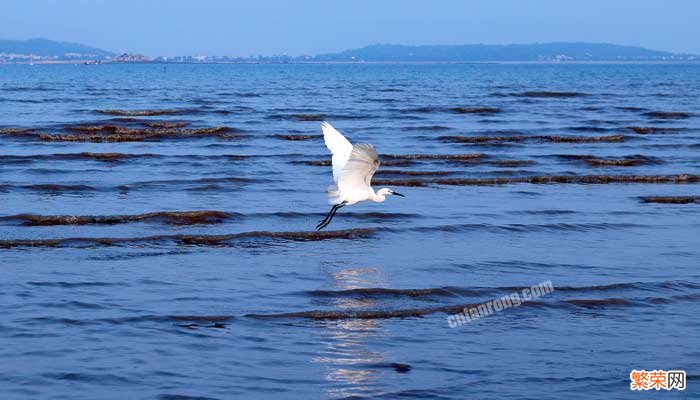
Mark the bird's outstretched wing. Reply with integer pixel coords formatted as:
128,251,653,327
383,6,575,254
338,143,380,193
321,121,354,183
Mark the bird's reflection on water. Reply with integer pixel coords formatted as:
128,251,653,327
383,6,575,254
313,267,385,398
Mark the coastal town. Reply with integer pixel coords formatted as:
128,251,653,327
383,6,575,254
0,51,153,64
0,50,302,64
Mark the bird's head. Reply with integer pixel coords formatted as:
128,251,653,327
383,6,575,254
376,188,406,200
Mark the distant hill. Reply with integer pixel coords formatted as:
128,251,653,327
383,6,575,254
0,38,114,60
313,43,697,62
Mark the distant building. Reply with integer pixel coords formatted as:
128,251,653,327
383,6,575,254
110,53,153,62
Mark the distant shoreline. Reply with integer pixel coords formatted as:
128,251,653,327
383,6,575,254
3,40,697,65
3,60,700,65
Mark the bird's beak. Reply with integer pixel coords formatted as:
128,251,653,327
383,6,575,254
392,191,405,197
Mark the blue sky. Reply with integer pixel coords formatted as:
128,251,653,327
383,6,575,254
2,0,699,56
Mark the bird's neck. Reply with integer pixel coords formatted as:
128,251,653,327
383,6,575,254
369,190,386,203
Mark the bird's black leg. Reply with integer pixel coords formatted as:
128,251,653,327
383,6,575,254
325,204,343,225
317,205,341,230
316,204,339,230
316,202,345,230
317,204,339,224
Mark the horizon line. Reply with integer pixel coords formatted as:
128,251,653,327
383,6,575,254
1,37,696,58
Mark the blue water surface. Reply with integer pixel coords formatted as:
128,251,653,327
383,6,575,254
0,63,699,399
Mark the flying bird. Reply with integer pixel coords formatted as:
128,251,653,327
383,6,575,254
316,121,405,230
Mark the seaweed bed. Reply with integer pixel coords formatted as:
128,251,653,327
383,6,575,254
372,174,700,187
95,109,196,117
440,134,626,144
626,126,683,134
511,91,588,98
40,126,237,142
403,107,501,114
643,111,692,119
0,228,378,249
0,152,162,163
376,170,457,177
273,134,320,141
0,211,237,226
245,297,645,320
556,154,661,167
1,120,239,142
639,196,700,204
450,107,501,114
381,153,484,160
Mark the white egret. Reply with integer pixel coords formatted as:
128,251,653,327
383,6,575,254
316,121,405,230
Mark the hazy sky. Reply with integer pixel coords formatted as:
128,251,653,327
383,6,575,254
2,0,699,56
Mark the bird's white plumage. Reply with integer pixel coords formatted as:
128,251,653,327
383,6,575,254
318,122,402,217
315,122,404,229
321,121,353,183
338,143,380,202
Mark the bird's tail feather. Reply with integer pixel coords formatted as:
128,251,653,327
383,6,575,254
326,185,342,205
